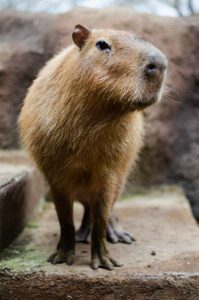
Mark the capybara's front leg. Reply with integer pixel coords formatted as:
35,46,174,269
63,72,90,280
90,193,122,271
48,189,75,265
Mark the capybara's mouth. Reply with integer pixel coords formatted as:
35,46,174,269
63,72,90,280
129,96,157,111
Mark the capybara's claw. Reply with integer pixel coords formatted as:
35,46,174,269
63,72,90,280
48,249,75,265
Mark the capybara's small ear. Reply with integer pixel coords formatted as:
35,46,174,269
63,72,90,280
72,24,90,49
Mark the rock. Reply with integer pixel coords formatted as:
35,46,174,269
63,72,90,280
0,151,44,251
0,186,199,299
0,8,198,219
0,12,57,148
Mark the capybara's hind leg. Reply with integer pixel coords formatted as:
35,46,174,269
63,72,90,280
76,204,135,244
76,204,90,243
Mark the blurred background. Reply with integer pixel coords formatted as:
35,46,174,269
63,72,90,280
0,0,199,16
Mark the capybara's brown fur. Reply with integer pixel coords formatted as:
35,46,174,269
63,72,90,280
19,25,167,270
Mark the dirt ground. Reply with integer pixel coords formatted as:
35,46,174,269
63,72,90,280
1,186,199,299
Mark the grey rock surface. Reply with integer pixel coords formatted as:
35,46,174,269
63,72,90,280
0,186,199,299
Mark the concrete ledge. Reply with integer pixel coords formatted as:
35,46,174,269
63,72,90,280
1,271,199,300
0,151,44,251
0,186,199,299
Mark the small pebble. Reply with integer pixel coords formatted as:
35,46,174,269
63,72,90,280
151,251,156,256
147,264,151,268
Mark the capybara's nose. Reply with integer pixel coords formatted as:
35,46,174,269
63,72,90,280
144,54,167,77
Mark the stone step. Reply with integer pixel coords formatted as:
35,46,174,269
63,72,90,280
0,186,199,299
0,151,44,251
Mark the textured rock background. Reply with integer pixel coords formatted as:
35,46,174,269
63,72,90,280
0,8,198,218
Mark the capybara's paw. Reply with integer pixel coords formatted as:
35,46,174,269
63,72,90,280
91,239,122,271
47,249,75,265
107,215,136,244
91,255,122,271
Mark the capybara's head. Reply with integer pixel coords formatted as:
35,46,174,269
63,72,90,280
72,24,167,112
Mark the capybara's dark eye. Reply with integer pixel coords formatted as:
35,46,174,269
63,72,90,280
96,40,111,52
